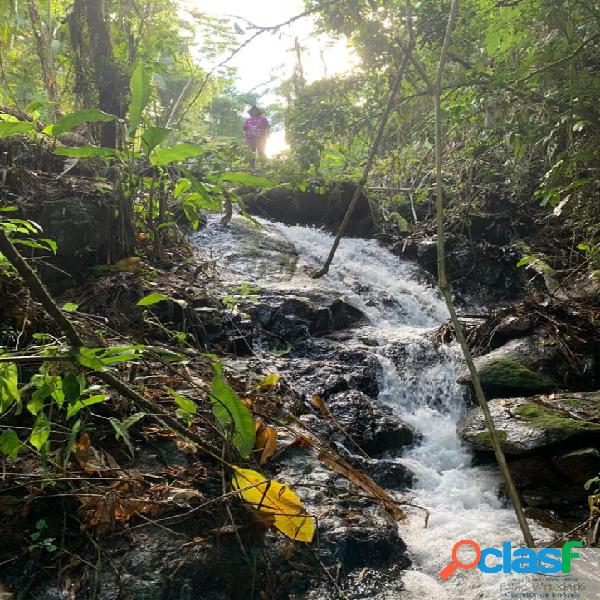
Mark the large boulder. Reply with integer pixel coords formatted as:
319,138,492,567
271,336,383,399
241,182,374,238
460,391,600,455
323,390,419,456
247,289,365,345
457,336,568,397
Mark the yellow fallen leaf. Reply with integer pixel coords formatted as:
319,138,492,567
258,373,280,389
231,466,315,543
114,256,141,272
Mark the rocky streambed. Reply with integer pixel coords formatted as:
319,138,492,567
190,215,600,598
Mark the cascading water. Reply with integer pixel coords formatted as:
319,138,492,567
195,216,597,600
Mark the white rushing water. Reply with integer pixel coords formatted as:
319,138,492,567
196,217,598,600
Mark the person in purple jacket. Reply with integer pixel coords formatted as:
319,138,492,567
243,106,270,166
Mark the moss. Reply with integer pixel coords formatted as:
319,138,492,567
515,403,600,434
471,430,508,447
478,358,557,390
561,394,600,413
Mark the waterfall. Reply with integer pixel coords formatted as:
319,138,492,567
194,216,599,600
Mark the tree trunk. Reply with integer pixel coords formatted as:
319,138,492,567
70,0,126,148
26,0,58,117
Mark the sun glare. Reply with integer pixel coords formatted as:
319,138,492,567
266,130,290,158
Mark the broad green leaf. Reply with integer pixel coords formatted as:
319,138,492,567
167,387,197,420
232,466,315,542
0,120,35,139
150,144,204,166
26,99,54,114
239,211,263,227
28,382,52,415
62,373,83,405
220,172,275,188
183,192,221,212
40,239,57,254
174,178,191,197
128,62,151,137
62,302,79,312
0,429,24,458
66,394,108,419
141,127,171,155
73,348,106,372
53,146,117,159
45,109,117,137
137,292,169,306
14,239,54,253
98,345,145,365
30,412,51,451
210,363,255,458
0,362,20,411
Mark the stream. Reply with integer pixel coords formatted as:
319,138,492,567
194,216,597,600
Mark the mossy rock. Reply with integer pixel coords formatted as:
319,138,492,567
459,391,600,455
476,358,557,391
457,336,566,397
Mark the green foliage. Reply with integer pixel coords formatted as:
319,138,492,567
210,362,255,458
168,387,197,422
150,144,205,166
44,109,117,137
141,127,171,155
52,146,118,159
128,62,152,138
220,172,275,188
109,412,146,459
28,519,57,553
0,361,20,411
0,118,36,139
137,292,170,306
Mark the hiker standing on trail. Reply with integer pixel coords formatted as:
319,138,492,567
243,106,270,166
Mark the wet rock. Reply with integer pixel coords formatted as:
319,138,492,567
326,391,418,456
552,447,600,485
323,522,408,570
241,182,374,238
270,445,410,576
460,391,600,455
362,458,414,490
194,215,299,282
521,487,589,512
457,336,567,396
415,239,438,271
404,235,526,301
272,337,382,399
248,290,365,344
494,315,534,337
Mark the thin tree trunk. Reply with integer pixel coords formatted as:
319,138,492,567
313,54,411,278
79,0,126,148
26,0,58,117
430,0,535,547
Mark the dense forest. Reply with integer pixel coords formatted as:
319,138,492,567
0,1,599,599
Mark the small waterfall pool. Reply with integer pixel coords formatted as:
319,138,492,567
194,216,597,599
